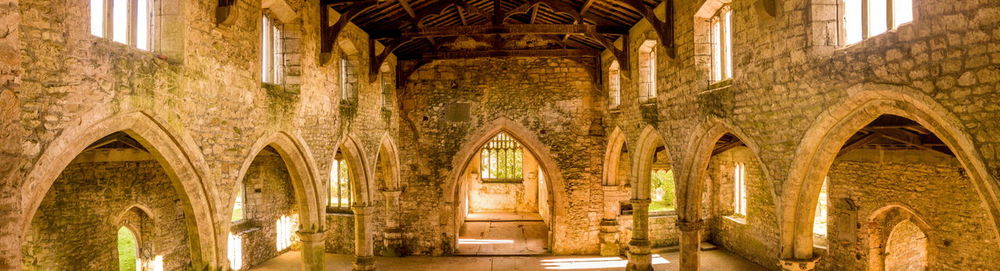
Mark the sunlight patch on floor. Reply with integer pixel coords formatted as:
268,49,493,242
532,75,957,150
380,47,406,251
539,255,669,270
458,238,516,244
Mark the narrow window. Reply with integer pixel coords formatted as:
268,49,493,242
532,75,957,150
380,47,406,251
480,132,524,183
733,162,747,216
275,215,297,251
136,0,149,50
813,177,829,245
381,73,393,109
117,227,140,271
649,169,676,212
843,0,913,45
90,0,104,37
340,56,357,101
329,154,352,210
261,15,283,84
710,6,733,82
231,182,245,222
608,61,621,108
112,0,129,44
227,233,243,270
638,40,657,102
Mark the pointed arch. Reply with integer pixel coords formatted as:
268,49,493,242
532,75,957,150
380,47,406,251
375,134,402,191
333,134,374,206
235,132,325,232
632,125,666,201
780,83,1000,259
112,204,160,229
866,204,932,271
602,127,628,186
444,117,567,252
20,111,220,268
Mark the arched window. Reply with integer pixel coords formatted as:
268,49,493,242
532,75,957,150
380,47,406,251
884,219,927,270
381,72,393,109
329,153,352,210
733,162,747,216
843,0,913,44
231,181,245,222
638,40,657,102
90,0,152,50
710,5,733,82
480,132,524,183
340,56,358,102
608,61,621,108
261,14,284,84
649,169,676,212
117,227,140,271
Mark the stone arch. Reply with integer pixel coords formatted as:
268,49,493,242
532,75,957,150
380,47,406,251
20,111,220,269
112,204,160,229
234,132,325,232
333,134,374,206
631,125,667,201
444,117,567,252
866,204,932,271
780,83,1000,260
374,134,402,191
602,126,628,186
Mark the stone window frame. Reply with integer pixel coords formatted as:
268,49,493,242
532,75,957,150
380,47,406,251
89,0,154,51
339,54,359,103
732,161,747,217
260,1,303,88
327,152,354,213
648,167,678,217
479,132,525,183
865,204,933,271
812,176,830,248
637,40,658,103
607,60,622,109
709,5,733,83
231,180,248,224
839,0,916,46
380,63,393,111
261,14,284,84
112,205,161,271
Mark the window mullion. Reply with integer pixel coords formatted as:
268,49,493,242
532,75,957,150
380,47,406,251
128,0,137,46
861,0,870,38
886,0,894,30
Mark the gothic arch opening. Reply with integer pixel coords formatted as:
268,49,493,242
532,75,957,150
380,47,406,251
455,131,555,255
22,132,195,270
228,145,302,269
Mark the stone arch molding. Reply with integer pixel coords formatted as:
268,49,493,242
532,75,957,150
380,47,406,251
234,132,326,233
866,203,934,271
444,117,568,252
375,133,402,191
602,126,628,186
333,134,375,206
20,111,221,269
780,83,1000,260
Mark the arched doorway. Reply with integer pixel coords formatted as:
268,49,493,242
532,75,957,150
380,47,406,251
455,131,555,255
22,132,196,270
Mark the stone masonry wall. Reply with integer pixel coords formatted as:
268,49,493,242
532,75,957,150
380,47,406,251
822,149,999,270
706,146,780,268
22,160,191,270
234,152,298,269
397,57,604,255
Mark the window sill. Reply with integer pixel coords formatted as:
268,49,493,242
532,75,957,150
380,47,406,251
481,178,523,184
230,220,261,235
649,211,677,218
724,215,747,225
708,79,732,90
89,37,170,62
326,208,355,216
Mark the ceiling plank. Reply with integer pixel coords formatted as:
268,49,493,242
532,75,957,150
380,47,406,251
373,24,628,39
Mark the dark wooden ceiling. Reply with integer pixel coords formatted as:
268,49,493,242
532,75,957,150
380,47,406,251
323,0,662,59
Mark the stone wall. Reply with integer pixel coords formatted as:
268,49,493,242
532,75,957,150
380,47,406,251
705,146,780,268
233,152,298,269
22,160,191,270
821,149,999,270
397,57,604,255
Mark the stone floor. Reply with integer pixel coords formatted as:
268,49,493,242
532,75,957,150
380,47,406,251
466,212,546,221
249,249,769,270
457,217,549,255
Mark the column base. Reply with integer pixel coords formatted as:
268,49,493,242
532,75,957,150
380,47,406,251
779,256,820,271
626,239,652,271
296,231,326,271
352,256,376,271
383,227,405,257
599,219,620,256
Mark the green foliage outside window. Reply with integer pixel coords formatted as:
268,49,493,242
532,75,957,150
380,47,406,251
649,169,676,212
117,227,138,271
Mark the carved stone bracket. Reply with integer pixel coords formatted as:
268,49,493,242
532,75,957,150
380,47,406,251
320,1,379,65
624,0,676,58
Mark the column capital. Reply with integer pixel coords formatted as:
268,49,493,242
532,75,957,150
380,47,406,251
630,198,652,207
675,219,705,232
351,204,373,215
296,230,326,242
779,255,821,271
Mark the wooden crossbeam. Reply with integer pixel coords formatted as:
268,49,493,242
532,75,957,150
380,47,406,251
587,32,629,74
369,38,415,82
320,1,380,64
837,132,880,157
623,0,676,58
504,0,584,23
373,24,628,39
398,48,599,60
712,140,746,156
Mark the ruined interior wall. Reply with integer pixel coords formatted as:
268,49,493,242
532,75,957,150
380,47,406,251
234,153,298,269
397,57,603,255
22,160,190,270
821,149,999,270
705,146,780,268
467,151,541,214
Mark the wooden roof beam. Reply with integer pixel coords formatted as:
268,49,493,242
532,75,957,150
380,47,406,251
373,24,629,39
623,0,676,58
398,48,599,60
320,0,380,64
369,38,414,82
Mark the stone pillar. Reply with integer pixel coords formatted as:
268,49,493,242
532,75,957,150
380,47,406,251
296,230,326,271
779,256,820,271
626,199,652,271
599,185,621,256
351,205,375,271
676,219,704,271
380,189,404,257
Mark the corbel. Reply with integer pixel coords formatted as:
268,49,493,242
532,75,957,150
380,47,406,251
624,0,676,58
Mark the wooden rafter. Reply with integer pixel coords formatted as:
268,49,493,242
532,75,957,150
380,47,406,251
398,48,599,60
588,32,628,74
623,0,676,58
373,24,628,39
369,38,415,82
504,0,583,23
320,0,380,64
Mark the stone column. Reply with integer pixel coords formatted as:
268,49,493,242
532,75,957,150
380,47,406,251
626,199,652,271
676,219,704,271
296,230,326,271
599,185,622,256
351,205,375,271
779,256,820,271
380,189,404,257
